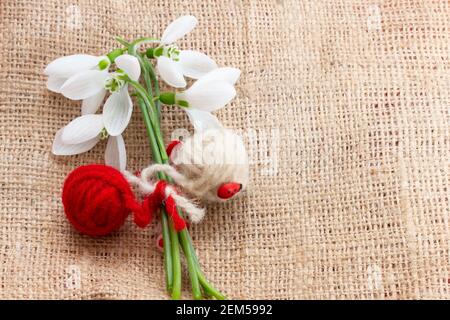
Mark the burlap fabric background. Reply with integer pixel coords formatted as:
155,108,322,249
1,0,449,299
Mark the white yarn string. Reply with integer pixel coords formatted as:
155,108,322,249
124,166,205,223
140,164,190,187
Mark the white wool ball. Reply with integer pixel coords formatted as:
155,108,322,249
170,128,249,202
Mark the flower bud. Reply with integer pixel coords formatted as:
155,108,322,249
159,92,176,105
176,99,189,108
98,58,110,70
153,47,164,58
145,48,155,59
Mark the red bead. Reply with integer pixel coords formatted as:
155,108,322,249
217,182,242,200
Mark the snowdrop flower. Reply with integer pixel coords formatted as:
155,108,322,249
44,54,109,92
154,15,218,88
52,114,127,171
178,67,240,111
160,67,241,129
60,54,140,135
44,54,111,114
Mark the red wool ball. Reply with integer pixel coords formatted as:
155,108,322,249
62,164,143,237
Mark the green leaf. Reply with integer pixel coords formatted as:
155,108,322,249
115,37,130,47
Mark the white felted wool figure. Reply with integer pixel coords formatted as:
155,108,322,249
152,66,249,202
169,110,249,202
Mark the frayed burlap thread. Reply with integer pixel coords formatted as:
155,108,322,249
1,0,450,299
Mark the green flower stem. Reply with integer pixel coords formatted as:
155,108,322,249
129,37,160,50
130,49,225,300
137,54,153,98
179,222,202,300
131,38,183,296
115,36,131,47
136,95,182,300
128,80,168,163
138,89,204,300
185,232,227,300
134,55,165,155
134,87,202,300
160,209,172,292
152,130,217,299
106,48,127,63
133,84,204,300
137,97,176,294
147,62,161,117
169,221,182,300
127,40,185,298
125,36,160,116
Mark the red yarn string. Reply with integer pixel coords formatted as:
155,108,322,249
140,180,186,231
165,195,186,231
138,181,166,227
138,140,186,231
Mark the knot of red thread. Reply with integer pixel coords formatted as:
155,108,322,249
62,164,146,237
141,180,186,231
165,194,186,231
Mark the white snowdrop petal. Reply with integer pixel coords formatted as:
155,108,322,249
103,87,133,136
105,135,127,172
160,15,198,45
61,114,104,144
44,54,102,78
81,89,106,115
60,70,108,100
196,67,241,86
185,109,224,132
179,50,218,79
180,81,236,112
157,56,186,88
115,54,141,81
46,76,67,93
52,128,100,155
